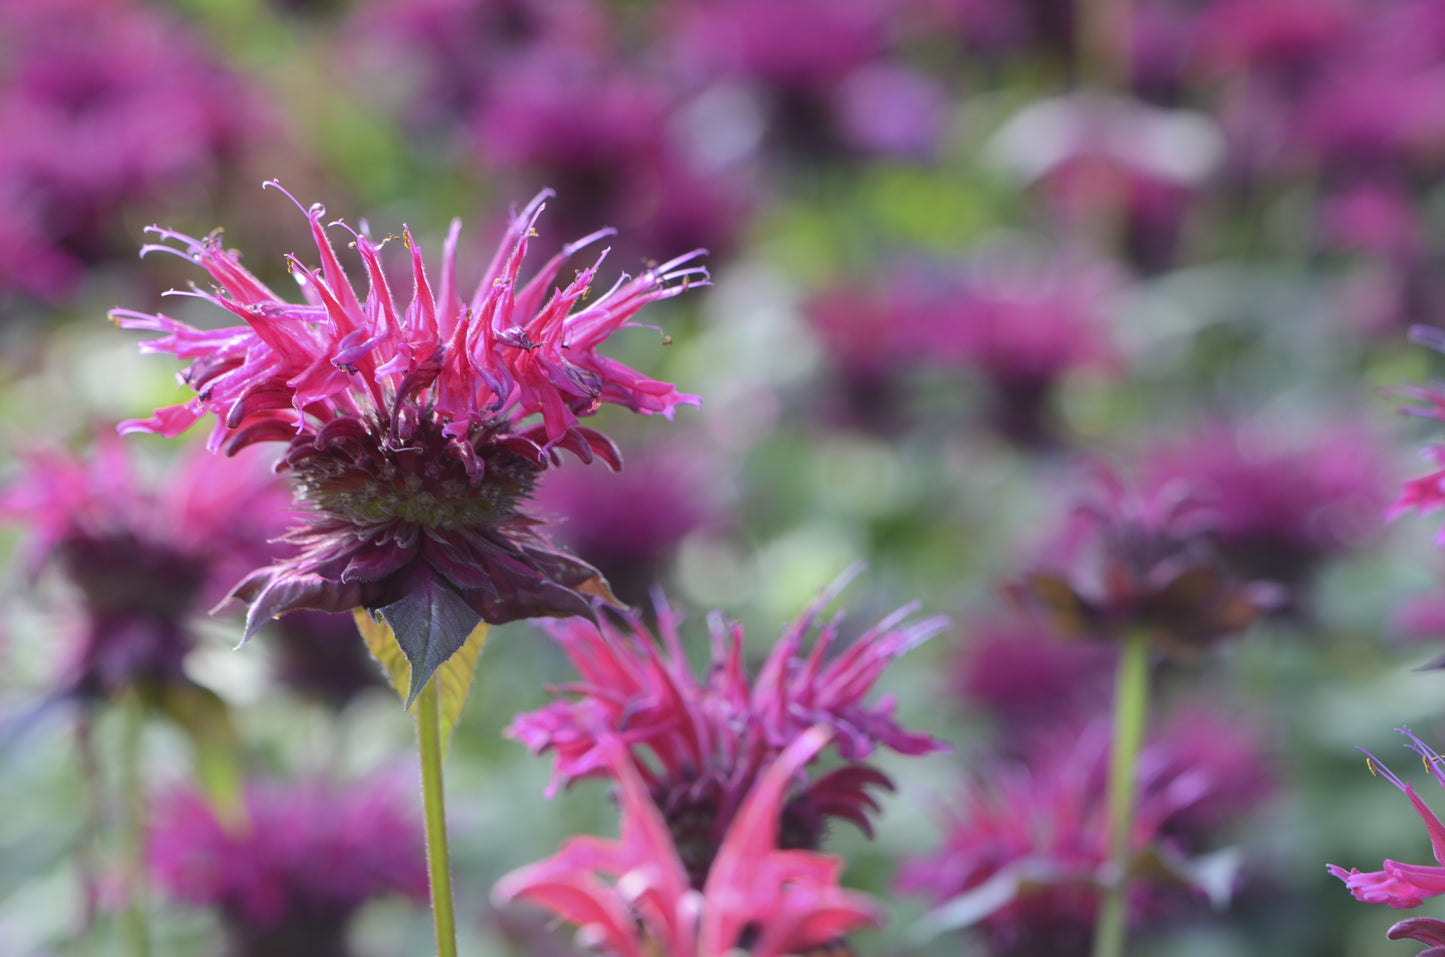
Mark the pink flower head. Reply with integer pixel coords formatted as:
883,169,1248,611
1141,416,1392,586
1329,728,1445,909
494,727,884,957
150,774,426,957
1010,463,1281,653
0,433,287,699
115,183,705,700
0,0,263,302
898,714,1265,955
506,569,948,885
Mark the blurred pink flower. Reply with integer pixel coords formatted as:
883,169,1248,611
1329,728,1445,909
899,712,1268,955
494,727,883,957
150,774,426,957
950,616,1117,741
1010,463,1281,651
935,254,1122,445
1141,417,1392,586
116,183,705,697
471,47,747,262
0,0,264,302
533,441,719,606
507,571,947,884
0,434,286,699
342,0,607,131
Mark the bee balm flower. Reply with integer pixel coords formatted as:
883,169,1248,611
114,183,705,697
494,727,883,957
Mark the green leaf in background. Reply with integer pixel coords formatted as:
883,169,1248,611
147,681,245,830
354,606,489,757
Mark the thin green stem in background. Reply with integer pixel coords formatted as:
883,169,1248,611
120,693,151,957
1091,629,1152,957
416,678,459,957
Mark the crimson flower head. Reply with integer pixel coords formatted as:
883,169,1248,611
0,433,286,700
114,183,705,699
494,727,883,957
507,570,948,886
150,774,426,957
1329,728,1445,910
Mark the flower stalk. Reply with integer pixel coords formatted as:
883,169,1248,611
416,677,459,957
120,691,152,957
1091,628,1151,957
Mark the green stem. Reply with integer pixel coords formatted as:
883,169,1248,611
1091,630,1151,957
74,713,102,943
415,678,459,957
120,693,151,957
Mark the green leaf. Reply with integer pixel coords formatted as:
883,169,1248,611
435,620,488,757
148,681,245,829
377,573,485,707
354,600,490,755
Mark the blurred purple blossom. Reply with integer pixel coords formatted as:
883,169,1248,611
950,616,1117,742
0,435,286,700
1140,416,1392,588
533,441,721,607
0,0,264,303
150,774,426,957
1010,463,1281,651
899,710,1270,956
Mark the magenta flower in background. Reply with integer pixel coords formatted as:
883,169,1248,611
803,274,938,432
265,609,385,709
532,440,720,607
494,727,884,957
1010,463,1280,652
950,616,1117,743
933,253,1121,446
899,712,1269,956
115,183,705,699
0,433,287,700
658,0,931,160
0,0,263,303
471,47,747,264
342,0,608,133
150,774,426,957
507,571,948,885
1140,416,1391,590
987,94,1221,274
1329,728,1445,909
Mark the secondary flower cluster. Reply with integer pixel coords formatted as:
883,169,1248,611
115,183,705,693
150,774,426,957
900,710,1271,957
0,434,286,700
507,575,948,885
1010,464,1282,653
